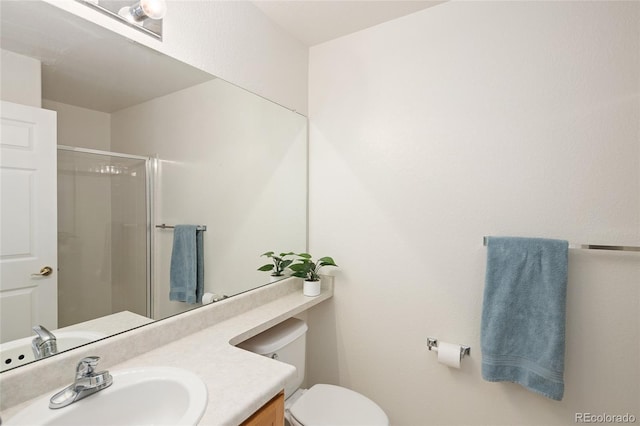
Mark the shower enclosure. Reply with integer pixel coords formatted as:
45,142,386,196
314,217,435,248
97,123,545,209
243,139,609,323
57,146,152,327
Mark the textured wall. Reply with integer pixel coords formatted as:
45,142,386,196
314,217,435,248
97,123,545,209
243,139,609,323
42,100,111,151
307,1,639,424
0,49,41,107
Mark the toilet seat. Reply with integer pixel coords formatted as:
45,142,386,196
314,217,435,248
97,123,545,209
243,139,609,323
289,384,389,426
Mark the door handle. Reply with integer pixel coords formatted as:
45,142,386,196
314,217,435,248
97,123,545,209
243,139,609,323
31,266,53,277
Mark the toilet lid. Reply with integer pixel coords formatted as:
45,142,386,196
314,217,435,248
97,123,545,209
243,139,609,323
289,384,388,426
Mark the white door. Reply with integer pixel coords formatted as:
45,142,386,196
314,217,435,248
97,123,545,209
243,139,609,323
0,101,57,343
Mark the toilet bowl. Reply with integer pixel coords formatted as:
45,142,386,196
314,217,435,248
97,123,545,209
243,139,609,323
237,318,389,426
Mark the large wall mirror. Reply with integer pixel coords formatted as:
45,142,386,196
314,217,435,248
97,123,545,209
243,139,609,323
0,0,307,372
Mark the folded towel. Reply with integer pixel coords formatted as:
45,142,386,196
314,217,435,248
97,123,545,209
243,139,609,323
481,236,569,401
169,225,204,304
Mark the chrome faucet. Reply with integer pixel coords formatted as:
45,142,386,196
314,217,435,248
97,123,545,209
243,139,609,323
31,325,58,360
49,356,113,409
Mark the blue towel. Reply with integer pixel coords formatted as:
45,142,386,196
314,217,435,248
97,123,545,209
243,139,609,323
481,236,568,401
169,225,204,304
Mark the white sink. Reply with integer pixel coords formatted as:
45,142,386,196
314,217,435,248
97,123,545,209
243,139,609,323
1,331,106,372
6,367,208,426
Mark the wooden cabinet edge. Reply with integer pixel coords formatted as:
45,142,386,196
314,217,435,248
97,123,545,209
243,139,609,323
241,391,285,426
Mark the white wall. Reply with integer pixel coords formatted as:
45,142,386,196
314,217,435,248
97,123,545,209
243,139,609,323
307,2,639,425
161,1,308,114
111,79,307,319
43,0,308,114
0,49,41,107
42,100,111,150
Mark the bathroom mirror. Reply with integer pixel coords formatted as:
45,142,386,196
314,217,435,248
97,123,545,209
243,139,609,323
0,0,307,371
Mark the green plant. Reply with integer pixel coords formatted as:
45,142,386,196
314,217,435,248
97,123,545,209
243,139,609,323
257,251,294,276
289,253,338,281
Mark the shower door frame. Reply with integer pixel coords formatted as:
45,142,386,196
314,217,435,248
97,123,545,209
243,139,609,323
57,145,154,318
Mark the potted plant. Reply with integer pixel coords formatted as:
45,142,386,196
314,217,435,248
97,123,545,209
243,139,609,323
289,253,338,296
258,251,294,282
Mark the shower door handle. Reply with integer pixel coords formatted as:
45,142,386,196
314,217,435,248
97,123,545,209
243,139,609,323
31,266,53,277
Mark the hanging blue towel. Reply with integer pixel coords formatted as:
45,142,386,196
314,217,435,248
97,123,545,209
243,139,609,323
481,236,568,401
169,225,204,304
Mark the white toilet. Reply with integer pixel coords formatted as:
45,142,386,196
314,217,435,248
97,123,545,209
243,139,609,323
238,318,389,426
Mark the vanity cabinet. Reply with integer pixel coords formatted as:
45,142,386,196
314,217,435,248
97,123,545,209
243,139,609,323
241,392,285,426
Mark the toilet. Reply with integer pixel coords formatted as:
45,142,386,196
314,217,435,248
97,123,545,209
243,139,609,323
237,318,389,426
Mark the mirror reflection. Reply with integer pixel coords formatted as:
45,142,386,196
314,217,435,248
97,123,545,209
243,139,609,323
0,0,307,372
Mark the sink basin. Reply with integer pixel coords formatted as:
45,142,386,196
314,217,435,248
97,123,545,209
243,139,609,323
1,331,106,371
6,367,208,426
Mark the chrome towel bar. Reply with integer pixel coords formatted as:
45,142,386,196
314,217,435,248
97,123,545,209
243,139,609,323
482,237,639,252
156,224,207,231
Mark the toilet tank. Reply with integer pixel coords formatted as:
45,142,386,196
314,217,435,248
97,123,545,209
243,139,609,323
237,318,308,398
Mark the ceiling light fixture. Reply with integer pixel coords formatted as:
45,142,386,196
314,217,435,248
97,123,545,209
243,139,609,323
78,0,166,39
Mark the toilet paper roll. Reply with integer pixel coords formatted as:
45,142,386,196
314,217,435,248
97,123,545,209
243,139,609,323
437,342,462,368
202,293,215,304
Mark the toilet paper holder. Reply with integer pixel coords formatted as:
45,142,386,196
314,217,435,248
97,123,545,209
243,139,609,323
427,337,471,359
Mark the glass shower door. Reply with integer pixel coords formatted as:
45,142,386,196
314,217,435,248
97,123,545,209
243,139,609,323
57,147,150,327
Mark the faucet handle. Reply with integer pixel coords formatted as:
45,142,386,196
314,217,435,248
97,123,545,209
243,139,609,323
31,325,58,359
33,325,56,342
76,356,101,379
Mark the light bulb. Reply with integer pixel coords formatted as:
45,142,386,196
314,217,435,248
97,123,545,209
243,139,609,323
118,0,166,23
139,0,167,20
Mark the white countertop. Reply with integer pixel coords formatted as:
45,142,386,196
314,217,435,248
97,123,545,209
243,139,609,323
59,311,154,336
0,278,333,425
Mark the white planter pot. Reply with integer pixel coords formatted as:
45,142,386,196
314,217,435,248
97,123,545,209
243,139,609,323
303,280,321,297
270,274,285,283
